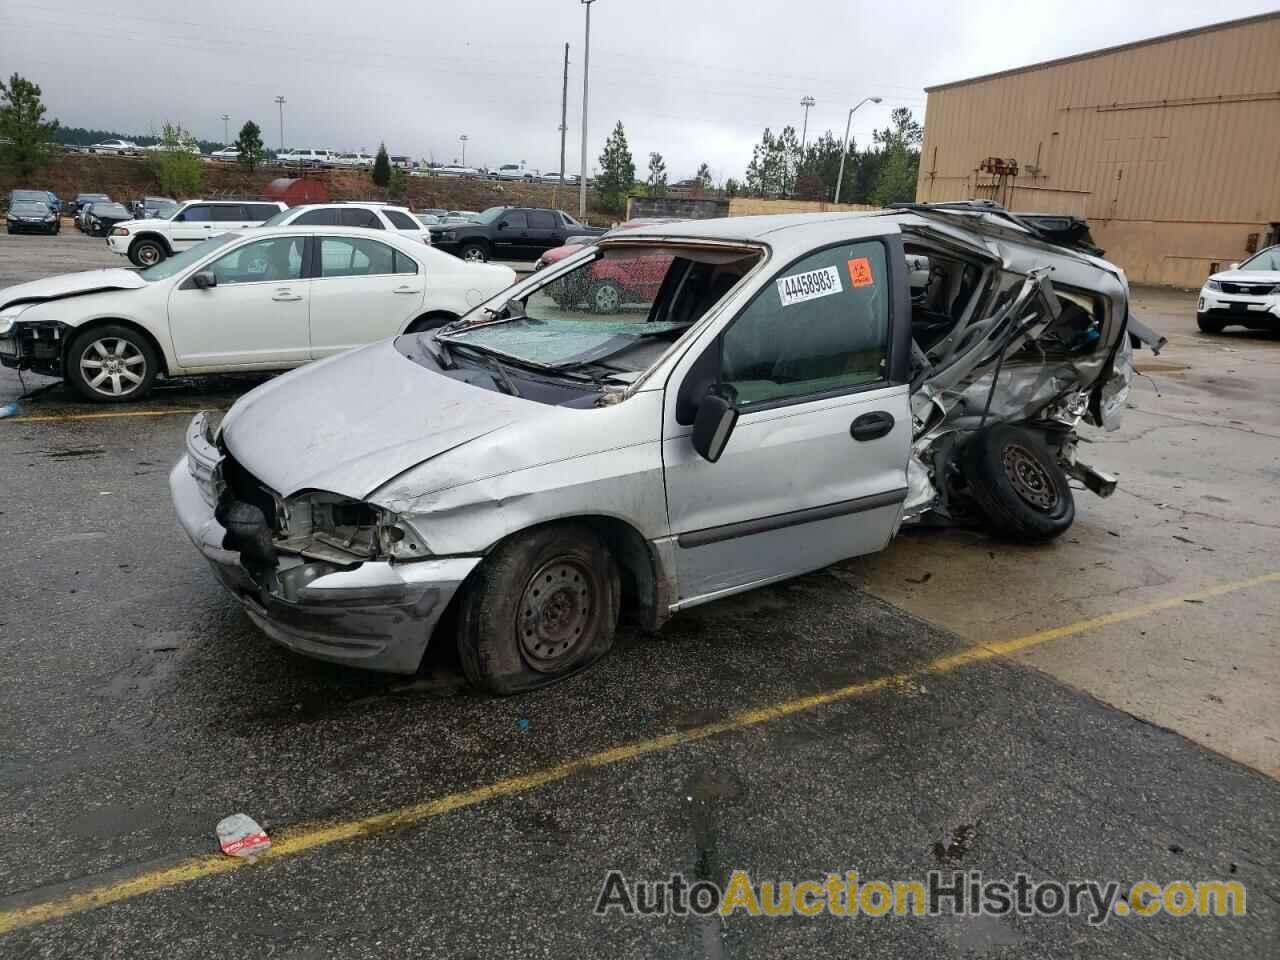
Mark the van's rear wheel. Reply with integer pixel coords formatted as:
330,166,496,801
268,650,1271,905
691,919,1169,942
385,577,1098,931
960,425,1075,542
457,523,620,695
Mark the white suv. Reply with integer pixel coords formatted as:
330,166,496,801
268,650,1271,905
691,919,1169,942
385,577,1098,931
258,203,432,244
278,148,334,168
106,200,286,267
1197,245,1280,333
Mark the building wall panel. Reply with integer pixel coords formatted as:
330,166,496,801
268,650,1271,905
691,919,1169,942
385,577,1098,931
917,13,1280,284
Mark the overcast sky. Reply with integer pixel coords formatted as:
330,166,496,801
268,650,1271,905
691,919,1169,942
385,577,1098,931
2,0,1275,181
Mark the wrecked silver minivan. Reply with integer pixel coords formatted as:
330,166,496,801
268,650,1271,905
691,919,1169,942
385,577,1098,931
171,203,1163,691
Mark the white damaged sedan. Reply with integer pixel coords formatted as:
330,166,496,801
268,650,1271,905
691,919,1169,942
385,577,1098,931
0,227,515,401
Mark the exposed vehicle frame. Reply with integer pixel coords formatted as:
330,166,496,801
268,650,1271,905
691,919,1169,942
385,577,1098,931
170,205,1163,689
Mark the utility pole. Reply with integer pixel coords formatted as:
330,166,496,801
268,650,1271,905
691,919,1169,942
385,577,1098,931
556,42,569,210
274,96,286,152
579,0,596,220
221,113,230,146
797,96,815,197
834,96,882,205
799,97,815,153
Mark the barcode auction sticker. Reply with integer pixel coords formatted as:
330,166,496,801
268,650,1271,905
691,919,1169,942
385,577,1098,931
776,265,843,307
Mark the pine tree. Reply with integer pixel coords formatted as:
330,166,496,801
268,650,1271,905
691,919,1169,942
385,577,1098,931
0,73,58,177
372,143,391,187
596,121,635,215
646,152,667,198
234,121,265,172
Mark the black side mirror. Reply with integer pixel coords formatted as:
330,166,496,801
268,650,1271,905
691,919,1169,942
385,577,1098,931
192,271,217,289
691,390,739,463
496,221,508,230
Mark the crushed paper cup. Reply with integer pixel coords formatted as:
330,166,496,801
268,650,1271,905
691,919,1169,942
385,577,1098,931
216,813,271,859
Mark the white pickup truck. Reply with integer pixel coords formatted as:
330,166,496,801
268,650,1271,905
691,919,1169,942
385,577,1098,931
105,199,286,266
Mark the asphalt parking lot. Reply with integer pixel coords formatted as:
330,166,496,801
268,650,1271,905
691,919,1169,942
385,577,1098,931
1,230,1277,957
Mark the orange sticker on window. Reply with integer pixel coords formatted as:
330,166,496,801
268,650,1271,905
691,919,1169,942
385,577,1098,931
848,257,874,287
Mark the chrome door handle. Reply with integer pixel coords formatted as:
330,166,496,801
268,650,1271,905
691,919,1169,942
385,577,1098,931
393,286,422,294
272,291,303,302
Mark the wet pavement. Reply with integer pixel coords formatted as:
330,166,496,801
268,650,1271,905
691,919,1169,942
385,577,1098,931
1,235,1277,957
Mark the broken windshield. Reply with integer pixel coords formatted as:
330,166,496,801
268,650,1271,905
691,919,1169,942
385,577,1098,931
438,244,758,373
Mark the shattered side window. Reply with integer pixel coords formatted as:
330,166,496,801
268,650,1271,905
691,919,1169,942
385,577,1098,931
722,241,889,406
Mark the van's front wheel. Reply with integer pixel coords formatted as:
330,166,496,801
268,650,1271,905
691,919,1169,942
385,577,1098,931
457,523,620,695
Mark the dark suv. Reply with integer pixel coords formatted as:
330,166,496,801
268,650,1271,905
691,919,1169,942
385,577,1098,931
427,206,605,262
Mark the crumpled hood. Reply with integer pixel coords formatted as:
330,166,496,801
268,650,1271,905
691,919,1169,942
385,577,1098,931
0,268,146,311
219,338,533,500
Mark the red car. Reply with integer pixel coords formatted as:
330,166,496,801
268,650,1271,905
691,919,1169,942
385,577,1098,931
538,218,682,313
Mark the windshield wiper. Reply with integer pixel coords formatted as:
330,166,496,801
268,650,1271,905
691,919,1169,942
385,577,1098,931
420,334,454,369
485,355,522,398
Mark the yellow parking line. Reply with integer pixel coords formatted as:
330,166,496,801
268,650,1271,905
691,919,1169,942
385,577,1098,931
5,408,211,423
1,570,1276,936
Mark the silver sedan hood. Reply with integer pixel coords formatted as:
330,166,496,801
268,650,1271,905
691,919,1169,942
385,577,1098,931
219,339,531,500
0,268,146,311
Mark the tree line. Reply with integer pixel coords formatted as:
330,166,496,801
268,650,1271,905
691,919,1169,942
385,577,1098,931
593,107,923,214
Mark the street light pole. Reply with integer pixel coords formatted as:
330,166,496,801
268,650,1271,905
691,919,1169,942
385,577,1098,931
557,42,569,210
274,96,286,152
221,114,230,146
799,96,815,154
834,96,882,205
459,134,468,166
579,0,596,220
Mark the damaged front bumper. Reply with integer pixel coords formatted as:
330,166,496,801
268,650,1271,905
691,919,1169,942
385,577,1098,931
170,415,480,673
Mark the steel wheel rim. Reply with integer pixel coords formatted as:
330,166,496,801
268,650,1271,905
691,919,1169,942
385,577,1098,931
594,283,620,312
80,337,146,397
464,247,486,262
1001,443,1058,511
517,557,595,671
137,244,161,266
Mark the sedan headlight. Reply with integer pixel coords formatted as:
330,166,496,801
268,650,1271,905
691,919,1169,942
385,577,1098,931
1205,279,1222,291
0,318,13,336
111,226,130,236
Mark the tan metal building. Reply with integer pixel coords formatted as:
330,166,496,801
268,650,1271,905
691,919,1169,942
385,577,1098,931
915,12,1280,287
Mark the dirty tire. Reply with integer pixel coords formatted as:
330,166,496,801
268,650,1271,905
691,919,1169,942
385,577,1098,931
960,425,1075,542
459,241,489,263
457,523,620,695
65,324,158,403
1196,313,1226,334
130,238,166,268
